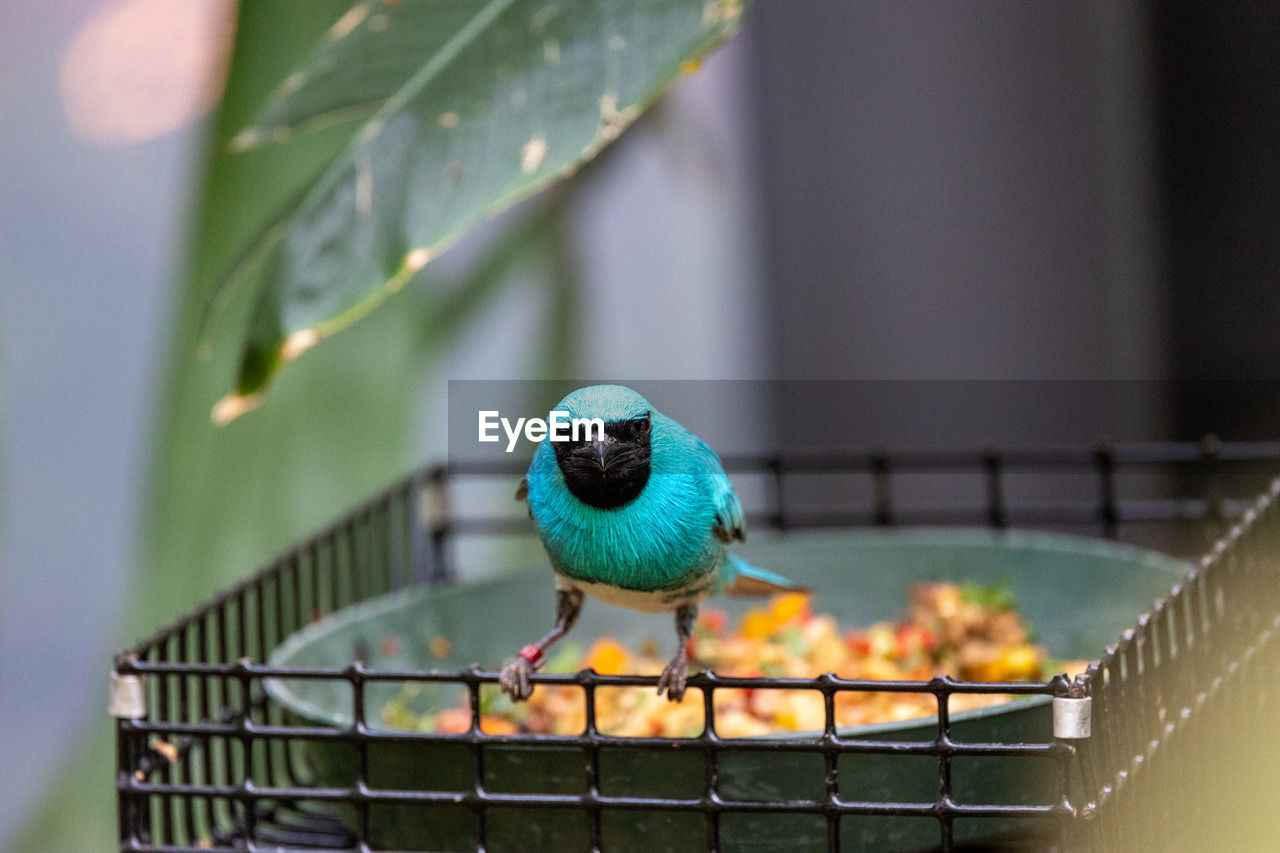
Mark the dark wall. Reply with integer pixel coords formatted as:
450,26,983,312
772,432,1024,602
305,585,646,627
1151,2,1280,437
744,0,1280,444
743,1,1172,445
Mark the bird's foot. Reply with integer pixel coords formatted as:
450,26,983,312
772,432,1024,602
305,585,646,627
500,655,536,701
656,655,689,702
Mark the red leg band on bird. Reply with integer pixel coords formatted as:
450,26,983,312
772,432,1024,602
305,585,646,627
518,644,544,667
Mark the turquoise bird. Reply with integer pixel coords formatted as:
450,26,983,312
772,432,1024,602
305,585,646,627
500,385,804,702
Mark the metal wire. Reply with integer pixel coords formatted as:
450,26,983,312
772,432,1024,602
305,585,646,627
112,441,1280,852
1072,479,1280,850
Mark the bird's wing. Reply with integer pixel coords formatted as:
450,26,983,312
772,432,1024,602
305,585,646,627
712,478,746,543
680,429,745,543
515,475,535,520
691,434,745,543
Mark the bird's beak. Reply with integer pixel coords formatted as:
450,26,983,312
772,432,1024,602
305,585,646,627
587,439,616,471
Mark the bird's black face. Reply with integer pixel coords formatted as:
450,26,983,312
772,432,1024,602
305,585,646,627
553,413,652,509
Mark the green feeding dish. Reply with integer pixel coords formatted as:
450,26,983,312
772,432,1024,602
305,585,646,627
266,528,1187,851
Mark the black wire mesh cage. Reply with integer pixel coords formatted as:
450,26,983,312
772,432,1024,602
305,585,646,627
112,441,1280,851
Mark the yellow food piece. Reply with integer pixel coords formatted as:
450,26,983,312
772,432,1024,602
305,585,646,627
994,644,1042,681
868,626,896,659
961,642,1042,682
740,609,773,639
769,592,811,627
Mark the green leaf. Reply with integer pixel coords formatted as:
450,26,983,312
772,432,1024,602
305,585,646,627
959,581,1018,612
211,0,747,408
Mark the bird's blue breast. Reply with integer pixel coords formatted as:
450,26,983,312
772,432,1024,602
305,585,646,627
525,413,726,591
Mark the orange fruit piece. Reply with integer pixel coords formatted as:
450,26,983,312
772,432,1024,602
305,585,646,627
740,609,773,639
480,716,518,735
434,708,472,733
769,593,811,627
584,639,630,675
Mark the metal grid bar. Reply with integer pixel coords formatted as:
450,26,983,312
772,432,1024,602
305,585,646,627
1073,479,1280,849
112,441,1280,851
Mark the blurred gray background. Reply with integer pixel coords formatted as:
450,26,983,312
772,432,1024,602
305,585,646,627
3,0,1279,845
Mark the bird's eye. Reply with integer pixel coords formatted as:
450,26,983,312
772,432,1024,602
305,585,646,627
636,415,651,435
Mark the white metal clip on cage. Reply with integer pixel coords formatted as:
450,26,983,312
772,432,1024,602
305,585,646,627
109,671,146,719
1053,695,1092,739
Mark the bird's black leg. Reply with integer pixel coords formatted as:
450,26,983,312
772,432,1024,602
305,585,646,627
657,603,697,701
499,587,584,701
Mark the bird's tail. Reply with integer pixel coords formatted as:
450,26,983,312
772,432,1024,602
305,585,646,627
719,553,810,596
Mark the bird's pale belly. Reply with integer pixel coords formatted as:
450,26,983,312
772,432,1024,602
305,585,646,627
559,572,716,613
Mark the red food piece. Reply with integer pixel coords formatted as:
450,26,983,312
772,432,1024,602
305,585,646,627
846,630,871,657
700,609,728,634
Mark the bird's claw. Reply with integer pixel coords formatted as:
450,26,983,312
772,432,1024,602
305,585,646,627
656,656,689,702
500,656,535,701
